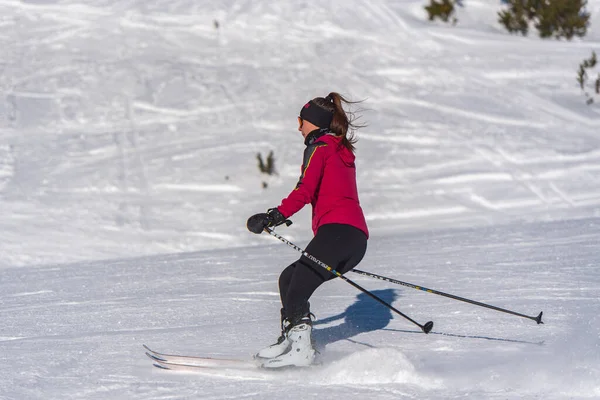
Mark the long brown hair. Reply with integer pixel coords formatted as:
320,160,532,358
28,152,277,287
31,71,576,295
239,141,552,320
311,92,365,153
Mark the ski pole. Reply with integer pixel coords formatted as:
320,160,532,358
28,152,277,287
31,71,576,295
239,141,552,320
352,269,543,325
264,227,434,334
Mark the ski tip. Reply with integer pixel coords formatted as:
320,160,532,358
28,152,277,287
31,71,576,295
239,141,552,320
146,352,167,362
153,363,170,370
535,311,544,325
423,321,434,334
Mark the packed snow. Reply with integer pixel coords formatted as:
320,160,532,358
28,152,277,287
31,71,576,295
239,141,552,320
1,0,599,399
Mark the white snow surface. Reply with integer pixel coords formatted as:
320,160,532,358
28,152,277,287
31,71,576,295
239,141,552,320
1,0,600,399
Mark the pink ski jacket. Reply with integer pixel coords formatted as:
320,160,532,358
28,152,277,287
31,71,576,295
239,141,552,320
277,131,369,238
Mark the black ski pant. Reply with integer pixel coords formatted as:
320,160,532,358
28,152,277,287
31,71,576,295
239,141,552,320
279,223,368,325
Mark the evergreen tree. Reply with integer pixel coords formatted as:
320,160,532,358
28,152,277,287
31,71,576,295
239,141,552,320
498,0,590,40
425,0,457,24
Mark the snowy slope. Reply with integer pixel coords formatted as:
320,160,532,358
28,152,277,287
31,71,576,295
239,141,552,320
1,0,600,399
1,218,599,399
1,0,600,267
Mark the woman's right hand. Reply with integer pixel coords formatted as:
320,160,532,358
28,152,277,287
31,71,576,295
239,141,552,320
246,208,287,234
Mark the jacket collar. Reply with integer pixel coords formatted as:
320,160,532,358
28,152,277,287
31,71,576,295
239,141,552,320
304,128,332,146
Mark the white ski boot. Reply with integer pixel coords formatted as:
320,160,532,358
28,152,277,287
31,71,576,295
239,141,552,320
260,322,315,368
255,313,292,359
255,326,291,359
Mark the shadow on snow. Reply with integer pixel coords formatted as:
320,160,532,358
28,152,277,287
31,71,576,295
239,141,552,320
312,289,397,351
313,289,543,350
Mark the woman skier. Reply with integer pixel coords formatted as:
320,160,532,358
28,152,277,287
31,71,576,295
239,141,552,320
246,92,369,368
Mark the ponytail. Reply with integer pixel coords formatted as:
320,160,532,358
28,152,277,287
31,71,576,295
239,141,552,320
312,92,365,153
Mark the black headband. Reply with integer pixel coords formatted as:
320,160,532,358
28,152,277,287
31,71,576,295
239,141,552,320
299,100,334,129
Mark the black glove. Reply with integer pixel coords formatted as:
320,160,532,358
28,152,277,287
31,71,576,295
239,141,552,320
266,208,287,226
246,208,287,234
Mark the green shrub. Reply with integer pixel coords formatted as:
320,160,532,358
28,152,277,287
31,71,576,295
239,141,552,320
536,0,590,39
577,51,599,105
499,0,590,40
257,151,276,175
256,151,276,189
498,0,533,35
425,0,457,24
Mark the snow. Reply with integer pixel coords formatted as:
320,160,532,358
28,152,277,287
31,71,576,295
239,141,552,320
1,0,599,399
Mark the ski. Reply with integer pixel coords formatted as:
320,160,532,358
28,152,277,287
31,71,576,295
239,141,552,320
143,344,259,370
149,357,259,372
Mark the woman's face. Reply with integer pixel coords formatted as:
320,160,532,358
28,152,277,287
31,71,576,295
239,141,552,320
297,117,317,139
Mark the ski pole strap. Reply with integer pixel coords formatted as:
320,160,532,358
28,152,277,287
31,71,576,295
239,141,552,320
352,269,543,325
